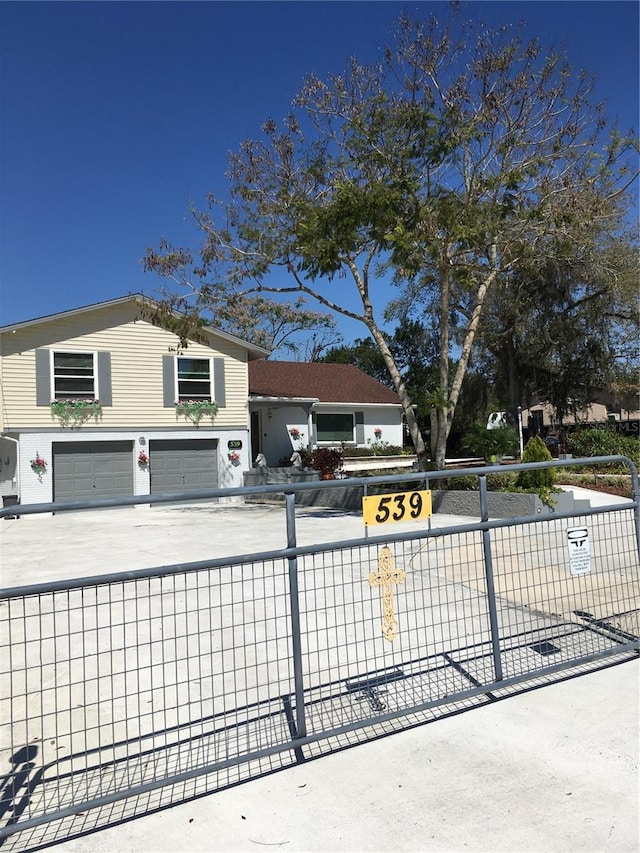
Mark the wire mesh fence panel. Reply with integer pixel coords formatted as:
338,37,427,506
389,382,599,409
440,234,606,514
296,530,498,738
0,557,295,835
294,507,639,738
454,508,640,685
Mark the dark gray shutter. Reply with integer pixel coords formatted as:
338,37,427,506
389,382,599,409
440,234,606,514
97,352,112,405
355,411,365,444
311,411,317,446
162,355,175,407
213,358,226,407
35,349,51,406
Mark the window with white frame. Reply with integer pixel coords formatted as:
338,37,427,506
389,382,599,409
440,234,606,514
52,352,96,400
176,357,212,401
316,413,354,442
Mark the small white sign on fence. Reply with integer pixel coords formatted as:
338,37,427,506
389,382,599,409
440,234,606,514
567,526,591,576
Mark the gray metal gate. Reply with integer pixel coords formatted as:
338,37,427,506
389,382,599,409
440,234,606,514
1,456,638,849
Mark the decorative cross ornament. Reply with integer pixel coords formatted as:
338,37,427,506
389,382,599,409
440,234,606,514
368,546,406,642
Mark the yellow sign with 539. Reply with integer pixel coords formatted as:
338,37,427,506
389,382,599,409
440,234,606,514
362,489,432,526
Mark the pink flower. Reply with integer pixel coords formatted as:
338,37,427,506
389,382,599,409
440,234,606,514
30,453,47,474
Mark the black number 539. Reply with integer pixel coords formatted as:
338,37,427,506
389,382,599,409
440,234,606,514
362,490,432,526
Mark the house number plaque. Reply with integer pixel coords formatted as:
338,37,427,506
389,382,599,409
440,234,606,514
362,489,432,526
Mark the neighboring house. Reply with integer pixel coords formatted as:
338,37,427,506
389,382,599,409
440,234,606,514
522,399,640,438
0,296,268,507
248,360,404,466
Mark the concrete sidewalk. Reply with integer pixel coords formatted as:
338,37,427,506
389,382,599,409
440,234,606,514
1,488,638,852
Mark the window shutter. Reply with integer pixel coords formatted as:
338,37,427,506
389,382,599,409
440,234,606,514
97,352,112,406
162,355,175,407
355,411,365,444
213,358,226,407
35,349,51,406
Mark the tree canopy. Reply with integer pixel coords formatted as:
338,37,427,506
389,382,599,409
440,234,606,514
474,235,639,423
144,5,638,469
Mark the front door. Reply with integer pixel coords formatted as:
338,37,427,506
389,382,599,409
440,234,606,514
250,410,261,465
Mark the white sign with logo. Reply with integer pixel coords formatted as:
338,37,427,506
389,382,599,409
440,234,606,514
567,526,591,576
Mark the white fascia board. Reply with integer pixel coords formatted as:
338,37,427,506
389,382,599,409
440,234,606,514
312,402,403,409
249,395,320,404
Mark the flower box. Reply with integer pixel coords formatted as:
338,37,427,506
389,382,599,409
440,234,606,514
50,399,102,427
174,400,218,424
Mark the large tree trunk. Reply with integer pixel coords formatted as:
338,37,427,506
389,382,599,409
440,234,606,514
431,257,452,471
432,251,500,470
366,320,429,470
431,406,448,470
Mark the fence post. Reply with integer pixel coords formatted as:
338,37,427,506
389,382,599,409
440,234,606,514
363,482,368,541
631,461,640,561
479,474,503,682
285,492,307,739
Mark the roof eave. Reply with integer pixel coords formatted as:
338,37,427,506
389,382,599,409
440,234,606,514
318,401,402,407
249,395,320,404
249,396,401,406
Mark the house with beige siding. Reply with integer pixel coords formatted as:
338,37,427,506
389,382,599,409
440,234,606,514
0,296,268,507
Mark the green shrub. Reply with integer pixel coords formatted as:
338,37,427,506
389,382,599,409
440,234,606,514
516,436,557,501
350,469,412,481
446,475,478,491
461,423,519,461
342,443,406,457
441,472,519,492
567,429,640,468
299,448,313,468
487,472,519,492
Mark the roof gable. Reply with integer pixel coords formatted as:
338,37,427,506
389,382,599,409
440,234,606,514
0,295,270,358
248,360,400,405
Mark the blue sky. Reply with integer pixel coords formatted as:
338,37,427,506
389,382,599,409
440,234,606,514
1,1,638,341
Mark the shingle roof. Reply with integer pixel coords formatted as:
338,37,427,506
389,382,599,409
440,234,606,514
248,360,401,405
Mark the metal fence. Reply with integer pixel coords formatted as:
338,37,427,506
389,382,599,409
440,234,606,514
1,456,639,848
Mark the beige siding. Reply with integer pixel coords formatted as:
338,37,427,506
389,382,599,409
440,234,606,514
1,302,249,430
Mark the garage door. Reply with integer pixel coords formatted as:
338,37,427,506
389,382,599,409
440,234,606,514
149,439,219,493
53,441,134,502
